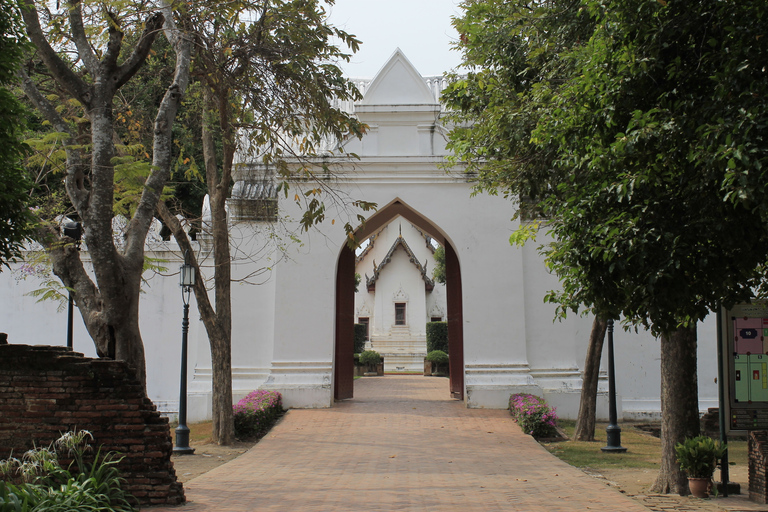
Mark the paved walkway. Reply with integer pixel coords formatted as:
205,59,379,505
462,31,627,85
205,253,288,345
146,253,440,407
150,375,662,511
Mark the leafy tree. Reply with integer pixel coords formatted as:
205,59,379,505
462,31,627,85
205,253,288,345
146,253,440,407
432,246,446,284
18,0,193,387
157,0,368,444
0,0,34,269
445,0,768,494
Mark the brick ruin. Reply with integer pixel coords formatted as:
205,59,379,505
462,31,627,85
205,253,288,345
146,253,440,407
750,431,768,503
0,343,184,507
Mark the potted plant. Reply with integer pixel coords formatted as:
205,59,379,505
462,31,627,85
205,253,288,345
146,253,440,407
426,350,449,376
359,350,382,376
675,435,726,498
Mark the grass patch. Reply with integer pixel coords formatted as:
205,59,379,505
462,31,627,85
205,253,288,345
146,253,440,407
543,420,748,473
167,421,218,445
543,420,660,470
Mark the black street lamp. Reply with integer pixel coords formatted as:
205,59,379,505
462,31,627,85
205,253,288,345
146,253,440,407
174,251,195,455
62,221,82,350
602,319,627,453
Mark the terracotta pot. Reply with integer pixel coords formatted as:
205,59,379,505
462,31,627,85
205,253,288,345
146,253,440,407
688,477,711,498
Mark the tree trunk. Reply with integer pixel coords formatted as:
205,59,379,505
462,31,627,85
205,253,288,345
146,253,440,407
20,3,191,390
207,180,234,445
210,330,234,445
651,325,700,495
207,84,235,445
574,316,607,441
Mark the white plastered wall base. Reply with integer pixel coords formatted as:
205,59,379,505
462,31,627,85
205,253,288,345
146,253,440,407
259,361,334,408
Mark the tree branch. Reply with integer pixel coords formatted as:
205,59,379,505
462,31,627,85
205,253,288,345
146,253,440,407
67,0,99,76
21,0,92,106
113,12,165,89
101,9,124,77
17,67,90,215
156,202,217,326
124,13,192,260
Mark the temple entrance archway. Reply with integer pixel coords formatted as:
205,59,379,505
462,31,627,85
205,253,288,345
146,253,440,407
334,198,464,401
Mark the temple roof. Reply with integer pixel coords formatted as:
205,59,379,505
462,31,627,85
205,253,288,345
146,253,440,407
365,234,435,293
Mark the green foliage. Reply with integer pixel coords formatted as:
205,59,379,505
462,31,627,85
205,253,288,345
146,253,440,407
353,323,366,354
675,436,726,479
446,0,768,335
0,430,135,512
426,350,449,365
0,0,34,269
432,246,446,284
353,272,361,293
13,251,69,312
358,350,381,366
426,322,448,353
181,0,376,234
116,33,206,219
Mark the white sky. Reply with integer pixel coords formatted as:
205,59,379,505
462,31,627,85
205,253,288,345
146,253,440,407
326,0,464,78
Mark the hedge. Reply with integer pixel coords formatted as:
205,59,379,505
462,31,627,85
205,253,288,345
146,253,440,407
353,323,367,354
426,321,448,353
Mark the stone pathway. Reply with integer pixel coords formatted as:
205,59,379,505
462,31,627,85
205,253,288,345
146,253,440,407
148,376,767,511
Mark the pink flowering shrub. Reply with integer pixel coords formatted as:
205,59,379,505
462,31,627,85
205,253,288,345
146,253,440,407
509,393,558,439
233,390,283,439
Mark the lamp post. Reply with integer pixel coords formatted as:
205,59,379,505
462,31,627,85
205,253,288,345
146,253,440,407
602,319,627,453
62,221,82,350
174,251,195,455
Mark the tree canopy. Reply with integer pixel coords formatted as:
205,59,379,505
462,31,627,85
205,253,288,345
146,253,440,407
444,0,768,494
0,0,34,269
444,0,768,334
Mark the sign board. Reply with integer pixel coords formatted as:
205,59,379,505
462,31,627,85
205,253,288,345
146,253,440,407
723,301,768,432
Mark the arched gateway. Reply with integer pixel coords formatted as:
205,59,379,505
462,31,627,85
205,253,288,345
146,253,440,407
334,198,464,400
252,49,576,410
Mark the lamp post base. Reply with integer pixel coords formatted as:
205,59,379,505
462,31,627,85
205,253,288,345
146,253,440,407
173,425,195,455
601,424,627,453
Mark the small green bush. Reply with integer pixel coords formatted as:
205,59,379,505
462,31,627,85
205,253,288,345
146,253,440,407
509,393,558,439
353,323,367,354
675,435,726,478
426,322,448,353
426,350,449,365
233,390,283,439
0,430,135,512
359,350,382,366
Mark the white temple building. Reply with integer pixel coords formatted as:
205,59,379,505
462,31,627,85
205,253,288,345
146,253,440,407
355,219,446,372
0,50,720,422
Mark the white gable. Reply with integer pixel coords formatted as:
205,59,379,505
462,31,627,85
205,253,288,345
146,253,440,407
359,49,437,106
342,49,447,157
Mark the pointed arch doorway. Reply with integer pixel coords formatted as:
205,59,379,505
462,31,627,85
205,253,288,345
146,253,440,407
334,199,464,401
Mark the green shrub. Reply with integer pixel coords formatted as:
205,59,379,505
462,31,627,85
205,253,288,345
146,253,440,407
509,393,558,439
675,435,726,478
0,430,136,512
426,322,448,353
233,390,283,439
426,350,449,365
353,323,367,354
359,350,381,366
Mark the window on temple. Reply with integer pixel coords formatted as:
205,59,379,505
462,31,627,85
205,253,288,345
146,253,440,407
395,303,406,325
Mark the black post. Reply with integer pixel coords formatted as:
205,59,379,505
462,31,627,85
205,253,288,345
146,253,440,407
62,220,81,350
174,294,194,454
602,319,627,453
716,305,729,496
67,291,74,350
